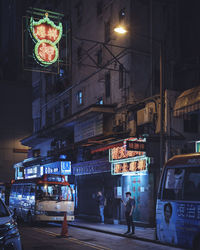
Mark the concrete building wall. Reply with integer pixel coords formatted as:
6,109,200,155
0,82,32,182
70,0,132,114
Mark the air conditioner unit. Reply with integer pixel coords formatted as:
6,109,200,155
137,102,155,126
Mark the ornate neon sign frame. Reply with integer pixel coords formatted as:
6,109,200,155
29,13,63,67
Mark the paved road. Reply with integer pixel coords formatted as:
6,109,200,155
19,223,184,250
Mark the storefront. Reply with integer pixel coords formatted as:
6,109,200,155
109,138,155,226
72,158,120,222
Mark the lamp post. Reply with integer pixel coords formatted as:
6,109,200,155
159,41,165,172
114,25,165,172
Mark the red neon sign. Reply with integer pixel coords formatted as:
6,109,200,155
33,24,60,42
29,13,63,66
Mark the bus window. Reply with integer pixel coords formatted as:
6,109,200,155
36,184,73,201
23,185,31,198
183,167,200,201
61,186,73,201
163,168,185,200
11,185,17,197
16,185,23,197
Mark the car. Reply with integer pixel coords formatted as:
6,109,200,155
0,198,22,250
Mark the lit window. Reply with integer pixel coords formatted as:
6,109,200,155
97,97,103,105
59,69,64,77
77,91,83,105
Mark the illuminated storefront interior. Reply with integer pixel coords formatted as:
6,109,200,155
109,138,155,225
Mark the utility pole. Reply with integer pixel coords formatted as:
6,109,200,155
159,40,165,173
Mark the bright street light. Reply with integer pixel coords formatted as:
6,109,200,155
114,26,127,34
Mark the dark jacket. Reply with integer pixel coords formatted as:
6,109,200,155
97,195,105,206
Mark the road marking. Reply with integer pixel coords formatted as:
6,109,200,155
33,227,111,250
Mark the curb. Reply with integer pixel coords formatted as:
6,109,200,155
68,223,169,247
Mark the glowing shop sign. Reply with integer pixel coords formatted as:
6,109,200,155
126,141,146,152
111,157,148,175
110,146,144,161
29,13,63,66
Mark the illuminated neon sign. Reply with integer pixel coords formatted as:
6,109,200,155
111,156,149,176
29,13,63,66
110,146,144,161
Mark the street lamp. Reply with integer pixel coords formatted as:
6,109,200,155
114,26,165,172
114,25,127,34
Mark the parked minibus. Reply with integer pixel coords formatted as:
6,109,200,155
156,153,200,249
9,174,74,223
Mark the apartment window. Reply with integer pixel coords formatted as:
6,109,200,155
46,109,53,127
77,90,83,105
104,21,110,43
33,118,40,133
32,83,40,101
97,48,102,65
184,114,198,133
76,1,83,25
97,97,103,105
97,0,103,16
45,74,53,95
55,103,61,122
105,72,111,98
119,8,125,22
119,64,123,89
77,46,82,65
63,99,70,117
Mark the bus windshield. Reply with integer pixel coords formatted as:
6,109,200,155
36,184,73,201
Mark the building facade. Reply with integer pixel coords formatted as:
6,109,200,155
21,0,200,226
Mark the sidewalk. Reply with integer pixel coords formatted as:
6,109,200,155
68,219,157,243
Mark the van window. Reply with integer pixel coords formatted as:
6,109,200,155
183,167,200,201
163,168,185,200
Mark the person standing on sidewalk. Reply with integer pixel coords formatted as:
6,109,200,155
97,191,105,224
121,191,135,235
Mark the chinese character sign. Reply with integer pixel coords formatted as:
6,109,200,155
112,158,147,175
29,13,63,66
111,146,144,161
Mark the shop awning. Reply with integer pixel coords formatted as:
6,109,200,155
173,85,200,117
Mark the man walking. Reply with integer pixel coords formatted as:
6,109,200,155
97,191,105,224
122,191,135,234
